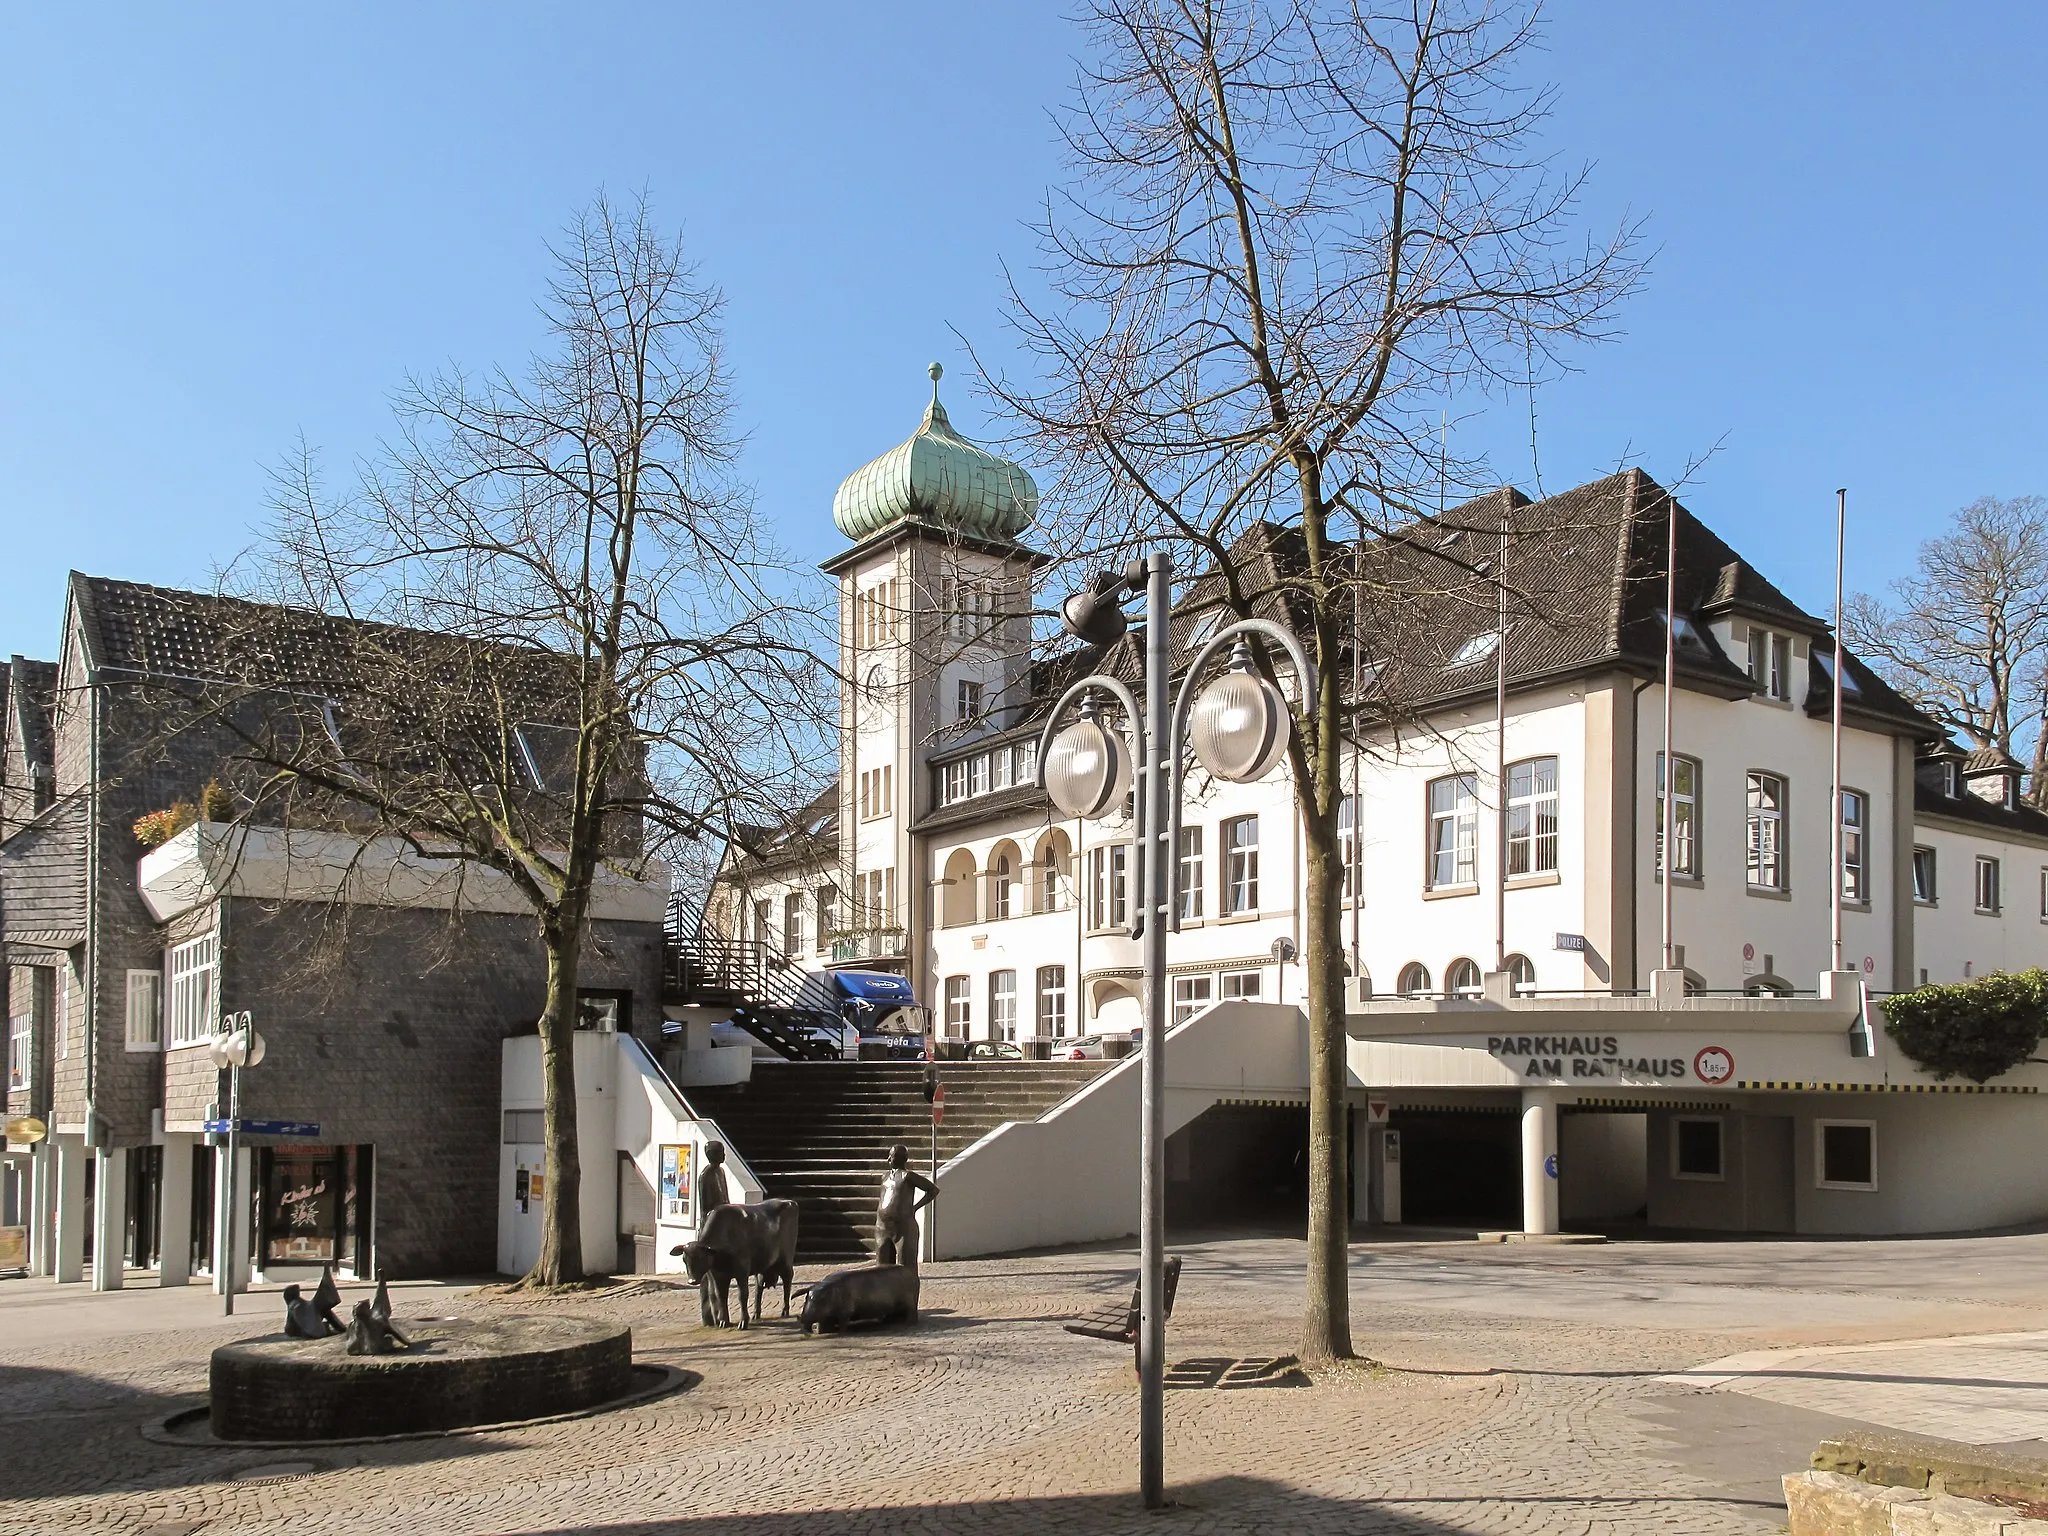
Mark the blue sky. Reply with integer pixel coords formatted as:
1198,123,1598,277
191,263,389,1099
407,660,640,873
2,3,2042,659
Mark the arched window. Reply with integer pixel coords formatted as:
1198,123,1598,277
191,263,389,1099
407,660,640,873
1445,958,1483,998
988,841,1021,920
1745,975,1792,997
1035,829,1072,913
1503,954,1536,996
941,849,978,927
1398,962,1432,997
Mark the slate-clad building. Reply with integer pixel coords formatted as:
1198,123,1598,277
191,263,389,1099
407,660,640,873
2,575,668,1287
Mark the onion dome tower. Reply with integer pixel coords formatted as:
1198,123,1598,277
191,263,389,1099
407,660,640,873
831,364,1038,546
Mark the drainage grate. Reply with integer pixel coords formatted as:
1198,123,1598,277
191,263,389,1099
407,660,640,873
1165,1356,1310,1390
230,1459,324,1482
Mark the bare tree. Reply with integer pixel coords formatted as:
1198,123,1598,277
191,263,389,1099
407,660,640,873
1846,496,2048,793
989,0,1640,1360
227,194,827,1286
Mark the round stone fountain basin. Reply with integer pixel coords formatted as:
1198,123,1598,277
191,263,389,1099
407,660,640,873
209,1315,632,1441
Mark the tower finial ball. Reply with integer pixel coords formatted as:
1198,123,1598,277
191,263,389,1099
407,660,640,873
929,362,943,382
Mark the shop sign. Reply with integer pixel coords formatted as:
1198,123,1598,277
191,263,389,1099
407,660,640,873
658,1143,692,1221
1485,1034,1731,1084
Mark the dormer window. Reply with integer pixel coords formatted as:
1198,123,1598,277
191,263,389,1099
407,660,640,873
1449,628,1504,668
1814,649,1861,697
1747,628,1791,701
1944,761,1961,798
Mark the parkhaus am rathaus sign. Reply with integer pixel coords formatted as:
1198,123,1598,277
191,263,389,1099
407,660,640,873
1485,1034,1736,1086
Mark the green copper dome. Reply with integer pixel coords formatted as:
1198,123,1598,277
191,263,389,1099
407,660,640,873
832,364,1039,544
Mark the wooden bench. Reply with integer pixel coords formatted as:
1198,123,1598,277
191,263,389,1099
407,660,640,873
1063,1255,1182,1369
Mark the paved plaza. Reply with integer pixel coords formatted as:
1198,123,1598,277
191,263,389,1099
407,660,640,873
7,1229,2048,1535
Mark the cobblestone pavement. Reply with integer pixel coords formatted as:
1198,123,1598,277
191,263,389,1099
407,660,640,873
7,1230,2048,1536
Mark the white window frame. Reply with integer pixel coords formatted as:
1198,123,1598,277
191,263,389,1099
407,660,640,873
2040,866,2048,923
989,970,1017,1042
125,969,163,1051
942,761,968,805
1656,753,1701,880
1839,787,1867,904
1976,855,2002,915
968,753,989,796
166,934,219,1049
956,678,983,725
1178,826,1205,921
1222,815,1260,915
1089,845,1129,931
8,1010,29,1091
1397,962,1431,997
1671,1116,1726,1182
1444,958,1483,998
56,964,68,1060
1337,793,1362,903
1036,966,1068,1037
1746,771,1788,891
781,893,805,957
1172,974,1213,1026
1912,845,1937,906
1427,774,1478,889
1220,970,1262,1002
815,886,837,946
1815,1119,1878,1191
1505,756,1559,878
943,975,971,1039
1749,628,1792,701
991,853,1014,920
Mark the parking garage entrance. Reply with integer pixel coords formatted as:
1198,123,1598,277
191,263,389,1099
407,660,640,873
1387,1107,1519,1229
1165,1102,1325,1233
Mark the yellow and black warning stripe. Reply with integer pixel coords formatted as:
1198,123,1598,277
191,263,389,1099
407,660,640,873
1735,1080,2038,1094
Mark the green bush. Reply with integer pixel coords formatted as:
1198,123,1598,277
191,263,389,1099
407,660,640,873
1881,969,2048,1083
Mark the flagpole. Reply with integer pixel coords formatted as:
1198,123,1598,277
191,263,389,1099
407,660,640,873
1831,488,1847,973
1494,497,1508,972
1661,488,1678,973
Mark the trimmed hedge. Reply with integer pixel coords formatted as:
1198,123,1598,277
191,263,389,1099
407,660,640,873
1881,969,2048,1083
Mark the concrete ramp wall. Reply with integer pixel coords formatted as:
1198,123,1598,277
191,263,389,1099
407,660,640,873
930,1002,1309,1259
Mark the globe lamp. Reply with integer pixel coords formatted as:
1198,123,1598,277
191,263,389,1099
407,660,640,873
1190,645,1292,783
1043,705,1133,820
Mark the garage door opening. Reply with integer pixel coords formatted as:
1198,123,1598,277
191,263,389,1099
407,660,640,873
1390,1109,1518,1228
1165,1103,1316,1234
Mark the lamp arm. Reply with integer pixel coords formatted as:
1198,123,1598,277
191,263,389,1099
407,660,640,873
1166,619,1320,935
1034,671,1149,939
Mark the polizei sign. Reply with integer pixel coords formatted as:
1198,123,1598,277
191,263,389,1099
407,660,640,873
1485,1034,1733,1084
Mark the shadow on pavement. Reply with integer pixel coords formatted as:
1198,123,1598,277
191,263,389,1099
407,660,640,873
0,1362,504,1502
532,1476,1780,1534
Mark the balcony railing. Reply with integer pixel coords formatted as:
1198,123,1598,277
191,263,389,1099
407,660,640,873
829,928,908,964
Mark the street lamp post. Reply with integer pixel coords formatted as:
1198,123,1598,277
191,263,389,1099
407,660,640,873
1036,551,1314,1509
207,1012,265,1316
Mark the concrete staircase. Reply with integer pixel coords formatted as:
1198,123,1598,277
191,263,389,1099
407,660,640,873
685,1061,1114,1263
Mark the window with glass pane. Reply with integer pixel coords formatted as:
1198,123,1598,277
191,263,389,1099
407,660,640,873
782,893,805,955
126,970,162,1050
167,933,218,1047
1976,855,2001,913
816,886,837,946
990,970,1017,1041
1014,740,1037,783
1397,962,1431,996
1090,846,1128,929
1427,774,1478,887
1656,753,1700,878
1222,816,1260,914
1749,628,1793,701
1337,794,1362,901
1172,975,1213,1026
1746,772,1787,889
1839,789,1866,903
1505,757,1559,877
990,749,1012,791
944,975,971,1038
957,679,983,724
8,1010,28,1089
968,753,989,796
1221,971,1262,1001
1178,826,1205,920
1040,844,1067,912
1445,958,1483,997
1037,966,1068,1036
1911,847,1936,904
991,854,1014,919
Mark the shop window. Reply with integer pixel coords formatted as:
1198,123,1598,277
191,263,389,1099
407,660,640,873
1672,1117,1724,1181
1816,1120,1876,1190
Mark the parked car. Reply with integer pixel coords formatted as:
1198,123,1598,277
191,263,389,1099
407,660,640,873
1056,1035,1108,1060
967,1040,1023,1061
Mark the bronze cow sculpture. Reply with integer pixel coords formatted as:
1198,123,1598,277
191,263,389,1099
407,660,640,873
671,1198,799,1329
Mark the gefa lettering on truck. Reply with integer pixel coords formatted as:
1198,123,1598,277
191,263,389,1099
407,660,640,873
1485,1035,1690,1080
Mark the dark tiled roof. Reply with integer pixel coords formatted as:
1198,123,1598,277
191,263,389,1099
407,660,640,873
1962,746,2025,775
5,657,59,775
1914,780,2048,842
729,783,838,871
0,794,88,942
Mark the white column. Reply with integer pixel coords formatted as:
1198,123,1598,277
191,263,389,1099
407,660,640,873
91,1147,127,1290
53,1135,86,1283
158,1136,193,1287
1520,1089,1560,1236
31,1141,57,1276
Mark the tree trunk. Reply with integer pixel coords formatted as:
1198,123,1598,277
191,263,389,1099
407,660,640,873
531,924,586,1286
1298,816,1353,1362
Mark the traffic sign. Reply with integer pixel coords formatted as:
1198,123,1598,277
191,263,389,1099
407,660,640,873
931,1084,946,1127
203,1118,321,1138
